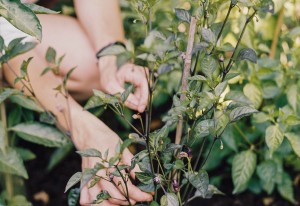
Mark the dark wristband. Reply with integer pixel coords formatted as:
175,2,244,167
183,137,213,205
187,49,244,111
96,41,126,59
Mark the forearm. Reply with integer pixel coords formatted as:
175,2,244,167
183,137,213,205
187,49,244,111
74,0,125,50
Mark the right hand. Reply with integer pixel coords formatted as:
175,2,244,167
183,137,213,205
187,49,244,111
72,111,153,205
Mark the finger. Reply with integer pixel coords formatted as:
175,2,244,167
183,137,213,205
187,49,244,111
80,186,90,206
136,75,149,113
125,93,139,111
123,180,153,202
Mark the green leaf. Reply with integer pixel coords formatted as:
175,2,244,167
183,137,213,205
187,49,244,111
47,142,73,171
174,159,184,170
243,83,262,109
93,190,111,204
0,148,28,179
45,47,56,63
158,64,173,75
67,188,80,206
188,75,207,81
201,28,216,44
120,138,135,153
256,0,274,14
237,48,257,63
265,125,284,155
76,148,102,158
40,67,53,76
201,55,217,80
93,89,119,105
138,182,155,193
81,163,105,189
84,95,106,110
14,147,36,161
5,39,37,60
10,122,70,147
214,81,227,96
256,160,276,194
136,53,156,62
150,201,160,206
0,0,42,40
135,172,153,184
97,44,126,58
63,67,76,87
287,85,298,112
116,51,132,69
232,150,256,194
160,193,179,206
20,57,33,77
10,95,44,112
121,84,134,103
285,133,300,158
186,170,209,198
194,184,225,199
229,106,258,122
0,88,18,104
24,3,59,14
65,172,82,193
284,115,300,126
174,8,191,23
277,172,298,204
194,119,214,138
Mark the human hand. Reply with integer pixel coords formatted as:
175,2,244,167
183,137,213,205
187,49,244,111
72,111,152,205
98,56,149,113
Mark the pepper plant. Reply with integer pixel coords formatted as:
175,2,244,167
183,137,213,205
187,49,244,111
64,0,299,205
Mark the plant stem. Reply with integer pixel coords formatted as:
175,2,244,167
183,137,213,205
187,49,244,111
216,2,234,45
233,123,252,145
116,166,132,206
175,16,197,145
223,11,257,79
269,7,284,59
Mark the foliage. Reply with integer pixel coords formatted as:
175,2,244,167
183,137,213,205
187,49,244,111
66,0,300,205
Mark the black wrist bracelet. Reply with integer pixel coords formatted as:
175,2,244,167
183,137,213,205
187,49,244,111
96,41,126,59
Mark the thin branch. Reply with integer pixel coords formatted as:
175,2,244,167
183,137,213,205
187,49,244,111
175,16,197,145
269,7,284,59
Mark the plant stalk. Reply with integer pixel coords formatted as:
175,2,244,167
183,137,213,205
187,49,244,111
175,16,197,145
269,7,284,59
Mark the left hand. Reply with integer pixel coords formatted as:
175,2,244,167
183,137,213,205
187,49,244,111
98,56,149,113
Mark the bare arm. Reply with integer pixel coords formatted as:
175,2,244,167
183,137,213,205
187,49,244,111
74,0,125,50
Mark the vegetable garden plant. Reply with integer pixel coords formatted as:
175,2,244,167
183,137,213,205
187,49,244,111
1,0,300,206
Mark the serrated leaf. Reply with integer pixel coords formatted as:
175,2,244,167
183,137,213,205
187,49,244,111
65,172,82,193
174,8,191,23
160,193,179,206
96,44,126,58
237,48,257,63
277,172,298,204
76,148,102,158
0,148,28,179
285,133,300,158
10,122,69,147
265,125,284,155
121,85,134,103
243,83,262,109
256,160,276,194
0,0,42,40
10,95,44,112
229,106,258,122
186,170,209,198
24,3,59,14
232,150,256,194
